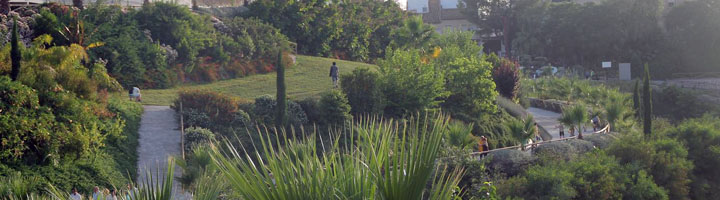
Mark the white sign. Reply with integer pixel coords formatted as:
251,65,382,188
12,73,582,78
602,62,612,68
619,63,631,80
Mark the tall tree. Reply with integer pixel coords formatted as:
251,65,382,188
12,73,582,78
633,79,640,118
10,18,21,81
275,51,286,127
0,0,8,15
642,64,652,136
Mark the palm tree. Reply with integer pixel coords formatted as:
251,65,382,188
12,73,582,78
603,94,633,133
560,104,589,139
445,121,478,150
391,16,436,50
507,115,536,150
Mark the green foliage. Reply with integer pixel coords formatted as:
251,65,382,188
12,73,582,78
663,116,720,199
607,132,693,200
211,114,464,200
135,2,213,63
559,103,589,137
390,16,436,50
445,121,478,150
317,90,351,126
275,51,286,126
442,56,498,116
174,90,240,129
633,79,640,118
642,64,652,135
665,0,720,75
506,115,536,150
652,85,719,122
244,0,407,60
379,49,448,117
10,17,19,81
252,95,308,126
340,68,384,116
184,127,214,154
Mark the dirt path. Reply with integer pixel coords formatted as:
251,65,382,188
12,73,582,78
136,106,190,199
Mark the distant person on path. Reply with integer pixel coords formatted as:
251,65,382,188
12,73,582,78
556,124,565,138
129,87,142,102
592,115,600,132
479,136,489,157
70,188,82,200
569,126,575,137
329,62,339,88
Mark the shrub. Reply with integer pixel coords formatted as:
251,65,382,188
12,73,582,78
378,49,447,117
533,142,578,162
174,90,238,128
492,58,520,100
252,95,308,126
297,98,321,125
340,68,384,116
184,127,215,154
486,149,534,177
607,133,693,200
663,116,720,199
318,90,352,126
441,56,498,117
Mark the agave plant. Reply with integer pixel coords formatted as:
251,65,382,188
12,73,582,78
210,113,464,200
506,115,536,150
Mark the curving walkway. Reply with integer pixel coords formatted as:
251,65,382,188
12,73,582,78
527,107,594,140
136,106,190,199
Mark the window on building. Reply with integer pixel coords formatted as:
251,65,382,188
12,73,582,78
422,7,428,12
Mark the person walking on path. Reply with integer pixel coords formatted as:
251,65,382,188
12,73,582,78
556,124,565,138
69,188,82,200
329,62,339,88
479,136,489,157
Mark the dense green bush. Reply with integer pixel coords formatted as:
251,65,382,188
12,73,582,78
498,151,669,200
378,49,447,117
607,132,693,200
317,90,352,126
652,85,720,122
486,149,534,177
663,116,720,199
174,90,239,128
243,0,406,61
184,127,215,154
252,95,308,126
340,68,384,116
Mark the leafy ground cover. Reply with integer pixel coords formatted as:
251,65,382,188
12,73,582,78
140,56,376,105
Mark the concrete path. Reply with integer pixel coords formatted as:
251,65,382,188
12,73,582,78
136,106,190,199
527,107,594,140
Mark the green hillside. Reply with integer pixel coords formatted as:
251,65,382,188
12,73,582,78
140,55,377,105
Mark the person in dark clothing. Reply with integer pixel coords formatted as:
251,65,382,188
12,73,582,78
329,62,339,88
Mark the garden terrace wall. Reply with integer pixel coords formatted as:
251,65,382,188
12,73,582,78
528,98,568,113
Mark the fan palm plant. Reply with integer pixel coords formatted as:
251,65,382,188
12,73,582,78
210,114,464,200
506,115,537,150
445,121,478,150
562,104,589,139
603,94,633,132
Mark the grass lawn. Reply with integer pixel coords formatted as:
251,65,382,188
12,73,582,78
138,55,377,105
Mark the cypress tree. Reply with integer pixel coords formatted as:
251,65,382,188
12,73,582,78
642,64,652,136
276,51,286,127
633,79,640,118
10,18,21,81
